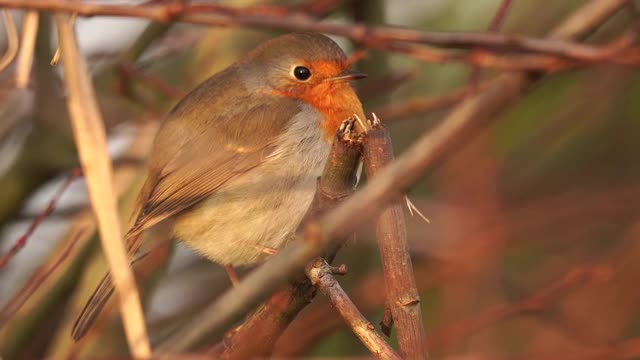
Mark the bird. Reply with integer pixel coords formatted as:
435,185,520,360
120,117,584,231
71,32,367,340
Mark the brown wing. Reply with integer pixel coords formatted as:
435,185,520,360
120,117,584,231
127,66,301,236
71,66,303,340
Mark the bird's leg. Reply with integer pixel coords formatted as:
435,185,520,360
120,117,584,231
224,264,239,287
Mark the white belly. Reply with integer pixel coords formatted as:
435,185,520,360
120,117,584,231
172,108,331,265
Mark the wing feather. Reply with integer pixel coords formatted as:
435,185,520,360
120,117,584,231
127,67,301,236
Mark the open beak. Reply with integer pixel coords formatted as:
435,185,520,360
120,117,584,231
329,69,368,82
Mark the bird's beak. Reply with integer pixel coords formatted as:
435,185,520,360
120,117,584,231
329,69,368,82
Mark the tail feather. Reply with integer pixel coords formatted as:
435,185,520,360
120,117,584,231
71,232,144,341
71,272,115,341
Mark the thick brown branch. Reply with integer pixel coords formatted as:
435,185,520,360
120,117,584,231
363,118,427,359
305,258,401,360
217,279,314,359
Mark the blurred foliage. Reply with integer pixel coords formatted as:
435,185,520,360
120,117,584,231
0,0,639,359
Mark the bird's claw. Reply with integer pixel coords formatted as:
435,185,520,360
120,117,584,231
338,118,355,142
338,118,362,144
368,112,383,129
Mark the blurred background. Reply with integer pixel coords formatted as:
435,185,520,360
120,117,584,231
0,0,639,358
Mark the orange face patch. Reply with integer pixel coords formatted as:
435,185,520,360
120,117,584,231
272,60,365,140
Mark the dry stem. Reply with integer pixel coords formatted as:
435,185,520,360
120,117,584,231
54,14,150,358
15,11,38,88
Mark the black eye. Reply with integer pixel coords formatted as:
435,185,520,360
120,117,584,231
293,66,311,81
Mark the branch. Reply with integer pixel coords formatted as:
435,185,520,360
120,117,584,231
54,14,150,358
305,258,401,360
0,169,80,270
468,0,514,85
0,230,85,325
0,0,636,70
363,116,427,359
117,63,187,101
154,1,627,354
219,119,362,359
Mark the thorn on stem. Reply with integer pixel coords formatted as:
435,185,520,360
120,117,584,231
371,112,382,127
405,195,430,223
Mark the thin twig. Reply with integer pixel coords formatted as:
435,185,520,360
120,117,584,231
363,115,427,359
0,10,19,73
118,63,187,100
54,14,150,358
0,169,80,270
305,258,401,360
0,229,86,325
468,0,514,85
0,0,636,69
15,10,38,88
487,0,514,32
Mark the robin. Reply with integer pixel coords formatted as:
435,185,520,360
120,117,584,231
71,32,366,340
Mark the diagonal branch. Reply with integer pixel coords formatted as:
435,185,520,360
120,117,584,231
0,169,80,270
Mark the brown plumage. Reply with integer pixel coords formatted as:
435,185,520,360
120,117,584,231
72,32,365,340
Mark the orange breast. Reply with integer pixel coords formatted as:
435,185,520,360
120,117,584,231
275,82,365,141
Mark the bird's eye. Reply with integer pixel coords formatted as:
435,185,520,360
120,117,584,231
293,66,311,81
